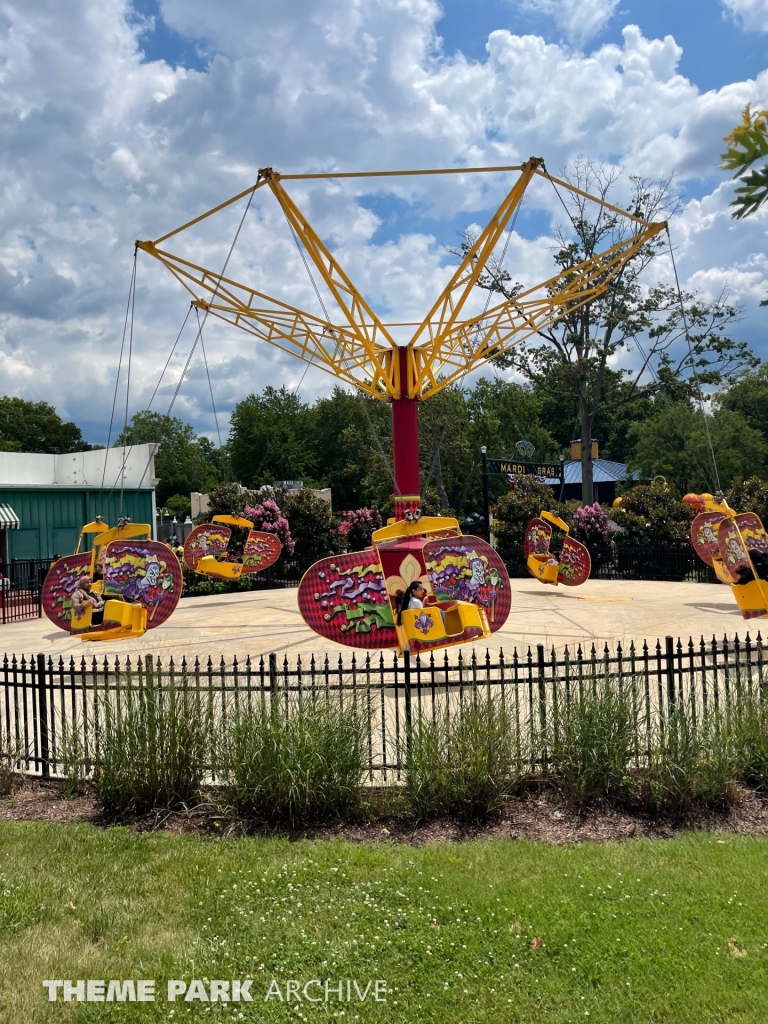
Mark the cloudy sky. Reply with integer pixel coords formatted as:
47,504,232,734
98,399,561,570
2,0,768,446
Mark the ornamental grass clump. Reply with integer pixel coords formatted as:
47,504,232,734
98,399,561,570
0,724,24,797
404,693,525,821
731,690,768,793
640,708,737,815
546,679,636,809
93,680,210,816
217,697,367,826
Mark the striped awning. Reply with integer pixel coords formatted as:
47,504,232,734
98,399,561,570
0,503,20,529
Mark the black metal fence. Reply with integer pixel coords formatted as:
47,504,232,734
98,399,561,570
2,632,764,783
0,559,49,624
588,544,718,583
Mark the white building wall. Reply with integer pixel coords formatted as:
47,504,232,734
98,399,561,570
0,444,159,489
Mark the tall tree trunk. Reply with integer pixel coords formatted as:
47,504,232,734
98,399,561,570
579,391,595,505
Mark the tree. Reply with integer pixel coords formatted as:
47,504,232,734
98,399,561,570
726,476,768,524
721,105,768,222
338,508,383,551
115,411,220,505
413,378,560,520
281,489,339,563
165,494,192,519
309,387,392,511
243,497,295,555
228,386,316,488
626,399,767,496
453,161,756,503
0,397,83,453
718,363,768,443
205,482,252,520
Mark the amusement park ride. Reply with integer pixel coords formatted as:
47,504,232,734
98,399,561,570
43,159,670,648
690,495,768,620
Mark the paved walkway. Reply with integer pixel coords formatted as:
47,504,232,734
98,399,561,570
0,578,757,663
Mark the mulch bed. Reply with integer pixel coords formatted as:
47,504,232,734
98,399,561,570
2,778,768,845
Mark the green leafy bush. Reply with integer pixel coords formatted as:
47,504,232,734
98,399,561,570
281,489,340,563
404,694,525,821
725,476,768,524
217,698,367,826
610,483,695,545
93,681,210,815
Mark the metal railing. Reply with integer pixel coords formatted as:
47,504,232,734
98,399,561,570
2,632,764,783
0,559,49,623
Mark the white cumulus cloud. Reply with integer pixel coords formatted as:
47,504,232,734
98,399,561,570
0,0,766,445
518,0,620,45
723,0,768,33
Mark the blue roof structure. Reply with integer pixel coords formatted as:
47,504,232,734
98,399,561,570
538,459,639,486
561,458,640,485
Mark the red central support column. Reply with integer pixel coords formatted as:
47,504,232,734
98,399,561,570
391,347,420,520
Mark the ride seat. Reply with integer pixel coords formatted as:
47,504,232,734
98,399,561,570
527,552,560,584
78,600,148,642
397,601,488,646
197,555,244,580
730,578,768,619
711,556,735,586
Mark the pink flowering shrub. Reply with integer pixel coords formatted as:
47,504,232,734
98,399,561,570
338,507,383,551
244,499,295,556
570,502,611,544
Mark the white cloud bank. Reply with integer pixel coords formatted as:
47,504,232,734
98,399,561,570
723,0,768,33
518,0,620,45
0,0,767,443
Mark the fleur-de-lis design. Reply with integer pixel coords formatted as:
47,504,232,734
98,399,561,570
414,611,433,635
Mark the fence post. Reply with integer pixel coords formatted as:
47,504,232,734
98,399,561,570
269,652,278,715
403,650,412,754
537,643,547,768
665,635,676,715
36,653,50,778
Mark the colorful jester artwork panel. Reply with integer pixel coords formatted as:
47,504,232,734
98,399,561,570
102,540,182,627
241,530,282,574
42,553,95,631
422,536,511,630
717,520,752,581
556,536,591,586
691,512,727,568
297,551,397,650
523,518,553,559
734,513,768,557
183,525,231,572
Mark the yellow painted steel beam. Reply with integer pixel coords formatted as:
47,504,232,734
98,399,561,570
260,169,398,356
404,158,542,397
409,221,667,397
135,240,397,399
138,163,667,405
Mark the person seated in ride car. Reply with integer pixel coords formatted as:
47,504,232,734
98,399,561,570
395,580,426,623
71,576,105,625
733,549,768,584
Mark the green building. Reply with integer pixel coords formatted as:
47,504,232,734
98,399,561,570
0,445,158,562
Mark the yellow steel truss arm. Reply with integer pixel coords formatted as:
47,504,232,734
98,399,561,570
405,158,542,396
137,161,667,404
409,220,667,397
135,240,398,397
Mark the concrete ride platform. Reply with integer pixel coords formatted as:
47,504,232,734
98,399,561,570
0,578,759,664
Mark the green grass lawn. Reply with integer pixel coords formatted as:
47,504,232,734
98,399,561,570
0,824,766,1023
